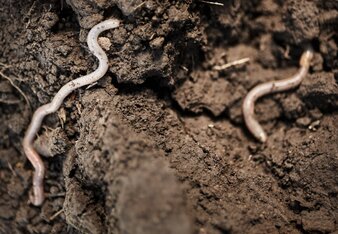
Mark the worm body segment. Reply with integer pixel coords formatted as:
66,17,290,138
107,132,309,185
242,48,313,143
23,19,120,206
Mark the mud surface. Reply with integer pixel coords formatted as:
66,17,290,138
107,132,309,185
0,0,337,233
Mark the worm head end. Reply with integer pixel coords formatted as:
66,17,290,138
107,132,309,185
257,132,267,143
105,18,120,29
300,48,314,67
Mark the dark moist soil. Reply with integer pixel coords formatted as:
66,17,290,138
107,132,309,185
0,0,337,233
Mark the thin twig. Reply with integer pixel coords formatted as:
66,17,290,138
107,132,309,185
0,62,11,68
7,161,18,177
0,97,20,104
133,1,146,11
46,192,66,198
199,0,224,6
0,70,31,110
213,57,250,71
25,0,37,28
49,209,64,221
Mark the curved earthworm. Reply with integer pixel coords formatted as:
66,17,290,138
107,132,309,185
23,19,120,206
242,48,313,143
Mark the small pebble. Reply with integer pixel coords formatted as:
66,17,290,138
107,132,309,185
296,117,311,127
284,160,294,170
251,154,265,162
248,144,259,153
309,108,323,120
308,120,320,131
149,36,164,49
98,37,112,51
49,186,59,194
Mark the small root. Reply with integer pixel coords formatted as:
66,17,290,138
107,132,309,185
46,192,66,198
199,0,224,6
0,62,11,68
0,70,31,111
133,2,146,12
49,209,64,221
213,57,250,71
0,97,21,105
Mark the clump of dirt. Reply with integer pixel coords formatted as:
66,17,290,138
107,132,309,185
0,0,337,233
63,90,192,233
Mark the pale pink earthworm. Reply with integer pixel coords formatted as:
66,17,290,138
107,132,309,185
23,19,120,206
242,48,314,143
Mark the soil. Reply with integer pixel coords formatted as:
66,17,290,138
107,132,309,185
0,0,337,233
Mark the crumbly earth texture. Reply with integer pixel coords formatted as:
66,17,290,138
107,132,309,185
0,0,337,233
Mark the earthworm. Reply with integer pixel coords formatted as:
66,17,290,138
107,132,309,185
23,19,120,206
242,48,313,143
